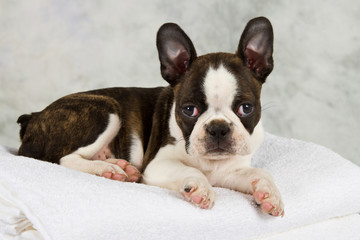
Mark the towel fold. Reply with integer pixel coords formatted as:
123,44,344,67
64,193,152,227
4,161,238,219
0,184,31,235
259,214,360,240
0,182,45,240
1,133,360,240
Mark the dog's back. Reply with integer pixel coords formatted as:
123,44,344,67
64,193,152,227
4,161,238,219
17,87,163,165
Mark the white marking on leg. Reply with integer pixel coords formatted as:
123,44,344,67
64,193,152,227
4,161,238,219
129,134,144,169
75,113,120,159
142,145,205,190
60,154,126,176
142,144,216,208
60,113,122,176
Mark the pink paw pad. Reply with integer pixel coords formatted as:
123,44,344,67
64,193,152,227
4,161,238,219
102,172,127,181
252,179,285,217
102,159,141,182
115,160,141,182
182,186,214,209
261,202,274,212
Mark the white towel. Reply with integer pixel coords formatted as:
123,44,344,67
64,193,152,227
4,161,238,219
258,214,360,240
0,133,360,240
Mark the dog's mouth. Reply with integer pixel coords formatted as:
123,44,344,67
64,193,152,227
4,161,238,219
205,146,235,156
201,141,250,159
201,148,235,161
206,147,228,153
204,139,235,154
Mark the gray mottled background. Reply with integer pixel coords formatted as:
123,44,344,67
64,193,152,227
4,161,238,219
0,0,359,165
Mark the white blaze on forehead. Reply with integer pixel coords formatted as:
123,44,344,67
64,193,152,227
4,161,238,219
203,64,237,111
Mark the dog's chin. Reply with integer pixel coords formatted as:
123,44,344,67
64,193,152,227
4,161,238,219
188,148,235,161
188,144,252,161
202,153,234,161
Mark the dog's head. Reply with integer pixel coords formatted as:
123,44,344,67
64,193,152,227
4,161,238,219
157,17,273,160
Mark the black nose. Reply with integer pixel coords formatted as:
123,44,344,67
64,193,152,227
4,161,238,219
206,122,230,139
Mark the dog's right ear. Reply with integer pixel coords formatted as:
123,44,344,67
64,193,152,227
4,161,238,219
157,23,197,86
237,17,274,83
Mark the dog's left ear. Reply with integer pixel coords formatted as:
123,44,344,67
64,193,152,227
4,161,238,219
157,23,197,86
237,17,274,82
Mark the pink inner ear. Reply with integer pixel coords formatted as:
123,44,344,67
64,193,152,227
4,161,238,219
245,48,267,73
173,50,190,73
166,41,190,74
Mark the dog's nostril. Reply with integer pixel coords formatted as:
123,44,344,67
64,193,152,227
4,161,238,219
209,130,216,136
221,129,229,136
206,123,230,138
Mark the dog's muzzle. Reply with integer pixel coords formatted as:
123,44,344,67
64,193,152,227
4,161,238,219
204,120,234,154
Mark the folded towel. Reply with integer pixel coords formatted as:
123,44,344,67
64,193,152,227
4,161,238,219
259,214,360,240
0,133,360,240
0,182,43,240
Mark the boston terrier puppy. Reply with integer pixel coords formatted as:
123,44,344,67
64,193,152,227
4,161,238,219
18,17,284,216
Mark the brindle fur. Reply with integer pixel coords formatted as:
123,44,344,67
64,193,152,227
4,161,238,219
18,87,163,164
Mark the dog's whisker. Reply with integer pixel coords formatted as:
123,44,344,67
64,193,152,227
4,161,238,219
262,102,279,112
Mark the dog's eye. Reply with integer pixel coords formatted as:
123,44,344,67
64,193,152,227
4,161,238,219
237,104,253,117
182,105,199,118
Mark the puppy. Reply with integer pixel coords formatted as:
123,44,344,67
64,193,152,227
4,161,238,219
18,17,284,216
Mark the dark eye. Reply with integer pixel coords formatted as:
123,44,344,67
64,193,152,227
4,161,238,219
182,105,199,118
237,103,253,117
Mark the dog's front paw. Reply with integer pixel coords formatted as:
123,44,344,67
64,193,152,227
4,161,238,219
181,177,216,209
252,179,284,217
89,159,128,180
102,159,141,182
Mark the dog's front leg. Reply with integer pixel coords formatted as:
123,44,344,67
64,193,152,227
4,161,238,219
142,148,216,209
214,167,284,216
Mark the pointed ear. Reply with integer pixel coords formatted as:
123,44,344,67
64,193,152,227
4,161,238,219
157,23,197,86
237,17,274,82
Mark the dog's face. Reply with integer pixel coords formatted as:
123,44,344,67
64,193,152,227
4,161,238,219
157,17,273,160
174,54,263,160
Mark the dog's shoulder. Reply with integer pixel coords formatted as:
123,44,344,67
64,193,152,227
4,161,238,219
143,86,175,167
